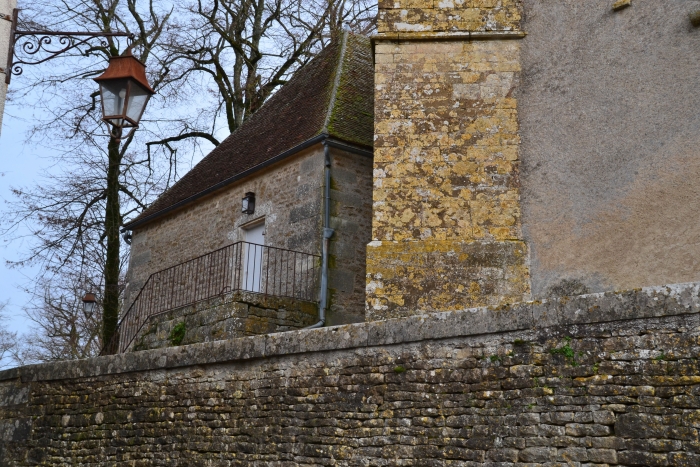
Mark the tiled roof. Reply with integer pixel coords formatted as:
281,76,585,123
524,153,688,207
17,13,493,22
126,32,373,229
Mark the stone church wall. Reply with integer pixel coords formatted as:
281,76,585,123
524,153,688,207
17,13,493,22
368,0,531,320
2,282,700,465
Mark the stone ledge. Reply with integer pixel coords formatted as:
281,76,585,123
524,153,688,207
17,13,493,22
1,281,699,383
372,31,527,42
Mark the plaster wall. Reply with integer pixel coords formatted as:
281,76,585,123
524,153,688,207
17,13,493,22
0,0,15,135
519,0,700,297
125,143,373,328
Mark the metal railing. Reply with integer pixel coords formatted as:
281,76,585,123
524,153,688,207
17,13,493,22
102,242,320,355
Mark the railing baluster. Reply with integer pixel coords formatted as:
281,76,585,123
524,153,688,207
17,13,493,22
104,241,321,355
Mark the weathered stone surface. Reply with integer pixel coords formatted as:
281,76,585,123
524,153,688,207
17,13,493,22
131,291,318,351
126,144,373,331
0,283,698,464
377,0,522,33
368,22,530,319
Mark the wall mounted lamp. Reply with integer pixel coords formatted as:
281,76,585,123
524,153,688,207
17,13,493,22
242,192,256,215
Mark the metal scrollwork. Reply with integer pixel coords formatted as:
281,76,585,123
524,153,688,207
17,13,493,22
12,33,132,75
4,8,134,85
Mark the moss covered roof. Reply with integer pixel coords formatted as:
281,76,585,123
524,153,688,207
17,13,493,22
126,32,373,229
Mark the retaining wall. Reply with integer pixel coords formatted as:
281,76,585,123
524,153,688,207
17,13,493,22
131,291,318,352
2,282,700,465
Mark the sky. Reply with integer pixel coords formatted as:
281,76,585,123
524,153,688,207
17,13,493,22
0,100,43,338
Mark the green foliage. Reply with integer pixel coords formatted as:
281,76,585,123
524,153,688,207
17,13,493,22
393,365,406,373
593,362,600,374
513,339,527,346
490,355,501,363
550,337,579,366
170,322,187,346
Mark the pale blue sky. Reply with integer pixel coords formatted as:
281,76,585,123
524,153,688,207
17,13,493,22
0,102,42,337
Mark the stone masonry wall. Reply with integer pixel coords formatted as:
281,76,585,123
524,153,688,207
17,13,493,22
327,149,374,325
377,0,522,33
131,291,317,352
2,282,700,465
368,0,530,320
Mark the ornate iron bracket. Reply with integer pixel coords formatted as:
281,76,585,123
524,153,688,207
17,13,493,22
3,9,133,85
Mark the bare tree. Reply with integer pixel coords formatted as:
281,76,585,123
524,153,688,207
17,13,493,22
148,0,376,153
0,302,19,368
11,274,103,363
3,0,174,353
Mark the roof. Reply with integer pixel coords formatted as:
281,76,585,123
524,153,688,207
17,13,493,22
126,32,373,229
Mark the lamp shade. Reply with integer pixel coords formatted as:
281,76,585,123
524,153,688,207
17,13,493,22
82,292,97,317
94,49,155,134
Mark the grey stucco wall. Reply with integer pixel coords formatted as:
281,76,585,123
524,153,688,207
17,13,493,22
519,0,700,297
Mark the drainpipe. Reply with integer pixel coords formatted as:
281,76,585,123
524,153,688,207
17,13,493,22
306,141,334,329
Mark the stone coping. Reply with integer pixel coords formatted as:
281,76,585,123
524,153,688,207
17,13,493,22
371,31,527,41
1,282,699,383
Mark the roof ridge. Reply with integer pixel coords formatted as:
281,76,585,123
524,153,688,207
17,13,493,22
322,30,349,135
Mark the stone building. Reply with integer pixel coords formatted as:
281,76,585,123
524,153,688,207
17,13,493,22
0,0,17,134
4,2,700,464
119,33,373,351
119,0,700,350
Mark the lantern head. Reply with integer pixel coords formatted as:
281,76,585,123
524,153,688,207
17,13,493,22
242,192,256,215
94,48,155,140
82,292,97,317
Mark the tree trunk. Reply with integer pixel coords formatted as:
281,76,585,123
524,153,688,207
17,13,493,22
103,131,121,348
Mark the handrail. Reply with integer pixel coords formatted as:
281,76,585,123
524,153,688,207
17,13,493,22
101,242,320,355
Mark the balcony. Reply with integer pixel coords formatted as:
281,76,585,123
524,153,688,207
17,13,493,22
103,242,320,354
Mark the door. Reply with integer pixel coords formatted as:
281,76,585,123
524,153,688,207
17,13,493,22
243,222,265,292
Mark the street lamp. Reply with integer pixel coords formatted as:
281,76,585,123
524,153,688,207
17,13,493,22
82,292,97,318
93,48,155,141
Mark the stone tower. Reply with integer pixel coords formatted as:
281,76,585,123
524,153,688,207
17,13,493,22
366,0,531,320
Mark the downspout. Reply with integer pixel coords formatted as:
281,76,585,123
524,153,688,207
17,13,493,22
306,141,334,329
306,31,347,329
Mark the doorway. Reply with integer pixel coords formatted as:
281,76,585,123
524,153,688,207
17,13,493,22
242,222,265,292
